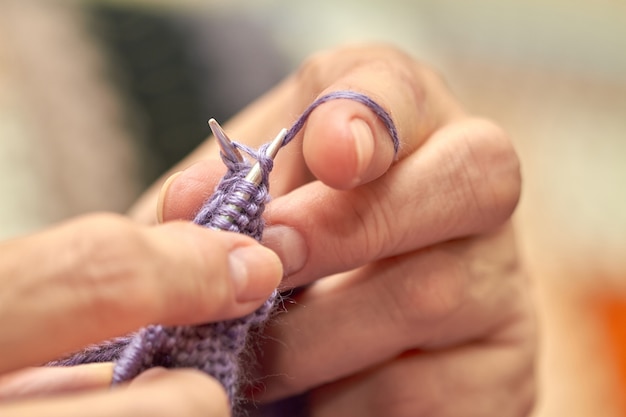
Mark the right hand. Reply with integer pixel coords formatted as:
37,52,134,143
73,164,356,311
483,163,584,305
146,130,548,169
0,213,282,416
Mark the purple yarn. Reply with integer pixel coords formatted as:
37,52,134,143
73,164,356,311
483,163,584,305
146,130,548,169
49,336,131,366
282,90,400,155
48,90,399,412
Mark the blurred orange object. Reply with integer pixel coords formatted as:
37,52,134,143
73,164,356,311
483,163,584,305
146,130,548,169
592,289,626,414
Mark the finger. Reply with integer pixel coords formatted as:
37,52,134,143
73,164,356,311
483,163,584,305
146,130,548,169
253,225,530,400
0,363,113,400
264,118,521,286
0,368,228,417
300,96,397,190
156,162,225,223
0,213,282,373
308,341,535,417
298,48,464,189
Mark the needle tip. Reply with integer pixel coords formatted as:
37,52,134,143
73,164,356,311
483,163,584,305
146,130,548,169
209,119,243,164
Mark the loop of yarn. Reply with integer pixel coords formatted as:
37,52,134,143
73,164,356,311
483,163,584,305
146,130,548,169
48,90,399,411
282,90,400,155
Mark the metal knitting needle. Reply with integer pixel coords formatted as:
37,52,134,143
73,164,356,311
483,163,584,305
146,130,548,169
209,118,287,188
243,127,287,186
209,119,287,229
209,118,244,164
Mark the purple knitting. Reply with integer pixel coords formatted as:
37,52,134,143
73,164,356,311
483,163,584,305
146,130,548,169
49,90,399,410
112,140,278,403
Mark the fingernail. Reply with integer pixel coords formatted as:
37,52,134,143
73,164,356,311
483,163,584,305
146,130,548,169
262,225,308,276
350,118,375,186
156,172,182,224
229,245,282,303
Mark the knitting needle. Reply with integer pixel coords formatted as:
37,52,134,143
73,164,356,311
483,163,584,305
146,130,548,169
243,127,287,186
209,118,244,164
208,119,287,229
210,118,286,188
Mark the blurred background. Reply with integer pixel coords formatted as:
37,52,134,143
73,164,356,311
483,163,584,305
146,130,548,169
0,0,624,415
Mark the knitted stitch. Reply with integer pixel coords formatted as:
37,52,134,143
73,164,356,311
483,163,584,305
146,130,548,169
49,90,399,410
112,142,277,401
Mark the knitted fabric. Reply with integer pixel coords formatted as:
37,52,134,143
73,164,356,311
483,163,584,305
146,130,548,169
49,90,399,409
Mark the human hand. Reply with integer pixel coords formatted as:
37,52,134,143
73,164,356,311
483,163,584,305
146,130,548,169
146,44,536,416
0,214,282,416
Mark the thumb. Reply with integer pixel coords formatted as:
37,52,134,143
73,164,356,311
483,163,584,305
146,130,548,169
0,214,282,372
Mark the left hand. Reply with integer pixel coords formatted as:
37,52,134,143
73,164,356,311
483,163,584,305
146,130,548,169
134,44,537,416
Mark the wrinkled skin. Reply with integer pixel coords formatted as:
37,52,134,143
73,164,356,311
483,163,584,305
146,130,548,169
0,44,536,417
0,216,282,416
152,44,537,417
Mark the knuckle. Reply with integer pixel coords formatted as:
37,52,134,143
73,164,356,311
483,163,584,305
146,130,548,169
360,359,441,417
456,118,522,228
330,187,395,270
293,43,422,98
293,48,337,95
364,190,397,258
68,213,157,322
293,44,371,92
393,250,467,329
